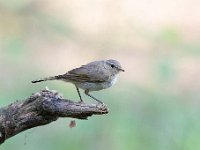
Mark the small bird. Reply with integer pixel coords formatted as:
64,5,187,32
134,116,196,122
32,59,124,104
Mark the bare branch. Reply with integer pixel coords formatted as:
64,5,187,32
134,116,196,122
0,89,109,145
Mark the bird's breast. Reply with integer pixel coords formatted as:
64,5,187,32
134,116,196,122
110,75,118,86
75,75,118,91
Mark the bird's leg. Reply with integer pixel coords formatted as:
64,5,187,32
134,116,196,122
75,86,83,102
84,90,103,104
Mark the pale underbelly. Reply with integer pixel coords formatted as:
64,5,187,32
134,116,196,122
63,75,118,91
76,81,112,91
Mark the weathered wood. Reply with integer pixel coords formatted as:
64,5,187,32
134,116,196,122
0,89,108,145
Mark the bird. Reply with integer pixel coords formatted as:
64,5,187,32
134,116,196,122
32,59,124,104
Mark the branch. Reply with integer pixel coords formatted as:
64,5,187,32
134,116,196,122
0,89,109,145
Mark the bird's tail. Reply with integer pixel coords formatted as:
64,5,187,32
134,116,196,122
31,75,63,83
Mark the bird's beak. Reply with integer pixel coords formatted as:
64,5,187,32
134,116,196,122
119,68,125,72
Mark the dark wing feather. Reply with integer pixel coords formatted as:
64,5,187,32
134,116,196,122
61,63,110,83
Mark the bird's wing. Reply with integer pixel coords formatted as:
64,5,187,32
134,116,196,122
62,63,110,83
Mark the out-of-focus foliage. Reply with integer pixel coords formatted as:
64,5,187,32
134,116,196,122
0,0,200,150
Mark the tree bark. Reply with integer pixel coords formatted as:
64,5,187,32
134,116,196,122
0,89,109,145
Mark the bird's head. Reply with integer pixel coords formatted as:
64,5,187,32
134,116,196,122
105,59,125,75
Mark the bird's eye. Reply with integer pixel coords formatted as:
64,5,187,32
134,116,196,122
110,64,115,68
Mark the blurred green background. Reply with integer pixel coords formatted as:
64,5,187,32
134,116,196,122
0,0,200,150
